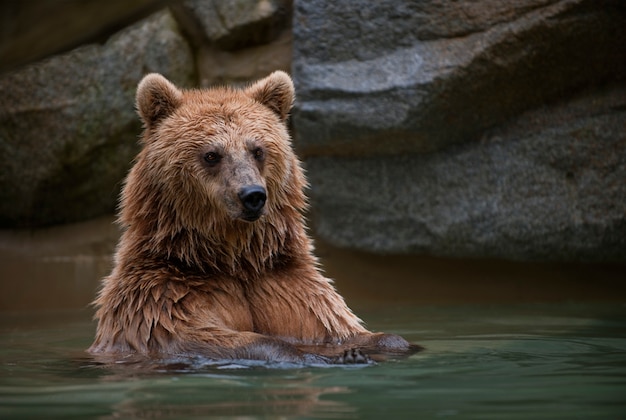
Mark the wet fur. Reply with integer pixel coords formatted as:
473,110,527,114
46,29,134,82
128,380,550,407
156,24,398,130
89,72,415,364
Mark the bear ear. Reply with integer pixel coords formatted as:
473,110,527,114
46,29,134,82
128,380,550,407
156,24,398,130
245,71,295,122
136,73,183,129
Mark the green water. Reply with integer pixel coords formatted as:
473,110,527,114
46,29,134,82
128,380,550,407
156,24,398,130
1,303,625,419
1,217,625,418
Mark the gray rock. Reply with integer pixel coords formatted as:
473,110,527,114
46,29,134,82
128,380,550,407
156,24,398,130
0,0,170,74
293,0,626,261
174,0,291,50
293,0,626,156
306,86,626,261
175,0,294,87
0,11,195,227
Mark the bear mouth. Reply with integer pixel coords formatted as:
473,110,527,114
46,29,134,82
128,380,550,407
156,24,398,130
239,211,264,222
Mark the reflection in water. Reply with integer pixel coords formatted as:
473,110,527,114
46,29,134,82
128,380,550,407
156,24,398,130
1,304,625,419
1,215,625,312
0,216,118,311
103,372,355,419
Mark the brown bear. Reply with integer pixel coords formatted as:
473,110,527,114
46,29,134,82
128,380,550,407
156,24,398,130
89,71,417,365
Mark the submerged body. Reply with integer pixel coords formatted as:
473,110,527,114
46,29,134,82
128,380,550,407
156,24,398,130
89,71,416,364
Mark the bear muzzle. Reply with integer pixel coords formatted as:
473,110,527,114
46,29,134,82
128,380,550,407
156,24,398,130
238,185,267,222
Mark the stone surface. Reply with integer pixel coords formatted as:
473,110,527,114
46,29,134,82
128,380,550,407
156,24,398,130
293,0,626,157
0,11,195,227
175,0,291,50
0,0,168,74
306,86,626,261
293,0,626,261
196,29,292,87
171,0,293,87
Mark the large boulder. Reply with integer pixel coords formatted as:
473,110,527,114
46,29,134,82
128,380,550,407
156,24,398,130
171,0,292,86
307,86,626,261
293,0,626,261
173,0,291,50
0,1,293,228
0,0,169,74
0,11,195,227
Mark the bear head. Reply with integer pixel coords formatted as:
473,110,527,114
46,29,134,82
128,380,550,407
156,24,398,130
120,72,307,257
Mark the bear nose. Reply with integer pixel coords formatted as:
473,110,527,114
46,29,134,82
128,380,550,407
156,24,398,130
238,185,267,213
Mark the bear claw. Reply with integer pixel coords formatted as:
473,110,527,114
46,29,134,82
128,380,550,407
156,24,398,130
333,348,370,365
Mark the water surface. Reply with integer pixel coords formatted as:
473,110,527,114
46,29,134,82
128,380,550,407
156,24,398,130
1,303,625,419
1,217,625,419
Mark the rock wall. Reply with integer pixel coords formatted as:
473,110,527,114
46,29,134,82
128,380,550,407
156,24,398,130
0,11,194,227
1,0,624,262
0,0,292,228
293,0,626,261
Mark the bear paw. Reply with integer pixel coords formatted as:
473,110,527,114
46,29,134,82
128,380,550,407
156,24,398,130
332,348,371,365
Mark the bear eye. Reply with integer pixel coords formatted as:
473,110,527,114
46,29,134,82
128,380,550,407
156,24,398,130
203,151,221,166
252,147,264,161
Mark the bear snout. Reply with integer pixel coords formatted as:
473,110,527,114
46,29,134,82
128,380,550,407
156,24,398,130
238,185,267,221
